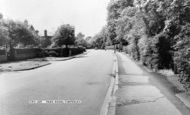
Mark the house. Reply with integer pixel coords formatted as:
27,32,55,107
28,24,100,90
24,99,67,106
40,30,52,48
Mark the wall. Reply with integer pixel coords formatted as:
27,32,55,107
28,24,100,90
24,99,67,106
0,48,41,62
0,47,85,63
14,48,41,60
0,50,7,63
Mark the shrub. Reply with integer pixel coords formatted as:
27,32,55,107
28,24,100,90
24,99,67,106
70,47,86,56
43,47,85,57
48,51,58,57
127,36,140,61
140,33,173,71
0,50,6,56
155,33,173,69
15,48,41,55
173,25,190,84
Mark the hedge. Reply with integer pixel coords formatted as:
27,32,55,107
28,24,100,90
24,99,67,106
44,47,86,57
15,48,41,55
0,50,6,56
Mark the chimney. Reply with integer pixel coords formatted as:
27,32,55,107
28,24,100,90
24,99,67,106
44,30,47,37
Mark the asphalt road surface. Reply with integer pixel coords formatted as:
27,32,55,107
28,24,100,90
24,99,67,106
0,50,114,115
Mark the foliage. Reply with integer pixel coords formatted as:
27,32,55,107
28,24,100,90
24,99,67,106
39,36,52,48
39,30,52,48
106,0,135,44
0,13,3,19
92,26,108,49
44,47,85,57
75,32,88,48
85,36,94,48
173,24,190,83
1,20,39,48
51,24,75,48
101,0,190,89
0,24,9,47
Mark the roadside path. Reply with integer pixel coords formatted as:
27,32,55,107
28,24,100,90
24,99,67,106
115,52,187,115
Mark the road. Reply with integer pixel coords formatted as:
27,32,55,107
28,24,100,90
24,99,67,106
0,50,114,115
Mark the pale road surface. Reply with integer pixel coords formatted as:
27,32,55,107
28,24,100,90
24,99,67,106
1,50,190,115
0,50,114,115
116,52,190,115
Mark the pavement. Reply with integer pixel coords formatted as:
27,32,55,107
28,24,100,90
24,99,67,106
0,50,115,115
115,52,190,115
0,61,51,72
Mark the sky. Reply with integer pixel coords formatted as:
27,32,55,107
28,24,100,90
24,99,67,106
0,0,109,36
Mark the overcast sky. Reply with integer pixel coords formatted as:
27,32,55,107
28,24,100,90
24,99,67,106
0,0,109,36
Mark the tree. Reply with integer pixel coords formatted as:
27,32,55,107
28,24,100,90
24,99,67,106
173,24,190,84
39,37,52,48
93,34,104,49
107,0,121,45
0,13,3,21
3,20,39,48
0,20,39,60
101,0,190,90
0,25,9,48
85,36,93,44
75,32,88,47
51,24,75,56
85,36,93,48
107,0,135,44
51,24,75,48
15,23,39,47
76,32,85,40
92,26,109,49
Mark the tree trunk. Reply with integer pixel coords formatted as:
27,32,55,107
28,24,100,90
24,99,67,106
7,41,15,61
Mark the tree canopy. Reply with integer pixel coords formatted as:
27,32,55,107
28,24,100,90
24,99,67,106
51,24,75,48
0,18,39,48
93,0,190,89
75,32,88,48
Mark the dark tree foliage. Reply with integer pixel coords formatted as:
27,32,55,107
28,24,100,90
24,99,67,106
51,24,75,48
150,33,173,70
103,0,190,90
40,36,52,48
107,0,134,45
75,32,88,48
173,24,190,83
1,20,39,48
91,26,109,49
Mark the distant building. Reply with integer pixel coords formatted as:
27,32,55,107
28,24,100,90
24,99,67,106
40,30,52,48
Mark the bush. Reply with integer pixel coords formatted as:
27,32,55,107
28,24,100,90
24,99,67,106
70,47,86,56
156,33,173,69
173,25,190,84
0,50,6,55
15,48,41,55
140,39,154,68
43,47,85,57
126,36,140,61
48,51,58,57
140,33,173,71
38,50,49,57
